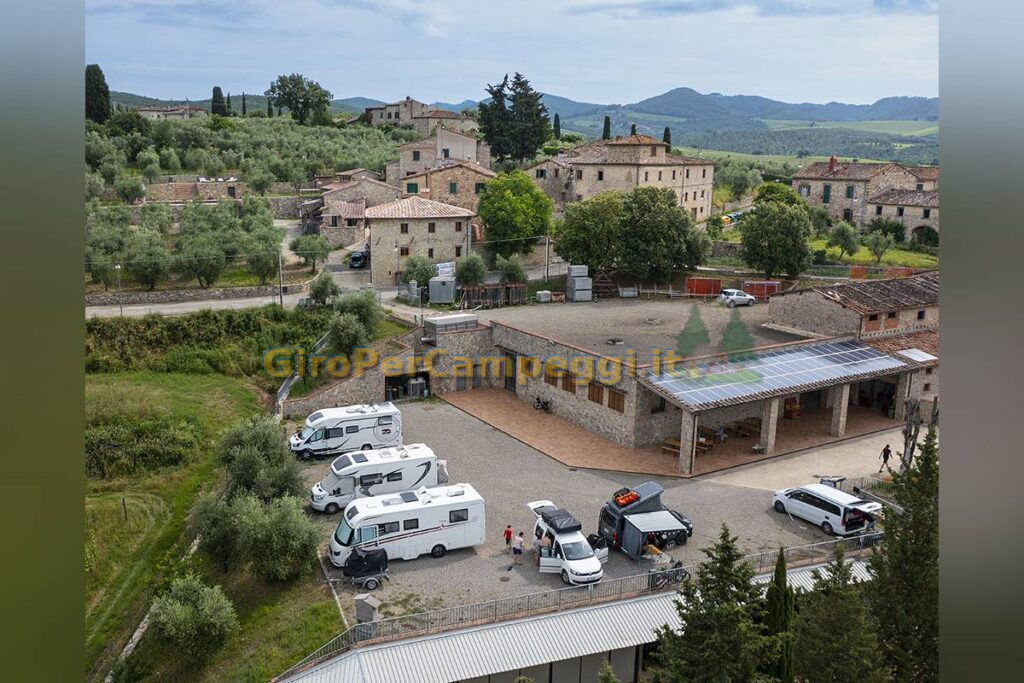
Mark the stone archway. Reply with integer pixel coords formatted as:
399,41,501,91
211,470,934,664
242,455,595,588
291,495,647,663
912,225,939,246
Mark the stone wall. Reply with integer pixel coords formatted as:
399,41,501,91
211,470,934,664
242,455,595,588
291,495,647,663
402,165,492,213
632,387,685,447
528,161,570,214
711,241,743,259
767,290,863,337
860,306,938,338
872,202,939,236
85,278,311,306
368,216,472,287
322,225,365,248
795,165,919,227
323,180,401,208
269,196,303,219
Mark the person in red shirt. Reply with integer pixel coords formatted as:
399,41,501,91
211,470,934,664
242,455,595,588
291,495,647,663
503,524,513,552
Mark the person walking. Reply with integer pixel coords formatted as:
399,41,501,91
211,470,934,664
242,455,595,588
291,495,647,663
511,531,525,565
503,524,513,552
879,444,893,473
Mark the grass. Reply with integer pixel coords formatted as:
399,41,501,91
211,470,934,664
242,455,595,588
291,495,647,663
809,238,939,269
85,373,261,681
671,146,888,167
760,119,939,137
84,262,310,294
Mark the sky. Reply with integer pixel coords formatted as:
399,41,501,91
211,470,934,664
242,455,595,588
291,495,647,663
85,0,938,105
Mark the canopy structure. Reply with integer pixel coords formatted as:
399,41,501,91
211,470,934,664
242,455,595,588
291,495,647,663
624,510,686,533
640,340,907,411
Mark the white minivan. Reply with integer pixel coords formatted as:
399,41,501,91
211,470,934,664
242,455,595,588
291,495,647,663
290,403,401,460
528,501,609,585
772,484,882,536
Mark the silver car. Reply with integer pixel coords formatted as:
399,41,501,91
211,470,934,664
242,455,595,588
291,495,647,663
718,289,757,307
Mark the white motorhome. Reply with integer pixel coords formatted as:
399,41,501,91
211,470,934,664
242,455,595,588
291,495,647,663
289,403,402,460
328,484,485,567
309,444,449,514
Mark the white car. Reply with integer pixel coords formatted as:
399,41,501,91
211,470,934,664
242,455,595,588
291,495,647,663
528,501,609,585
772,484,883,536
718,289,757,307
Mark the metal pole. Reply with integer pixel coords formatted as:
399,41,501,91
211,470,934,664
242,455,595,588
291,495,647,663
278,250,285,307
116,264,123,316
544,236,549,283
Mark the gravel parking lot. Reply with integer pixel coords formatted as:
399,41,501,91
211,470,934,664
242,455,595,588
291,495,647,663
299,400,827,616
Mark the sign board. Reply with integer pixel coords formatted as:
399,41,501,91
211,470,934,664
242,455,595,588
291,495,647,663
436,262,455,277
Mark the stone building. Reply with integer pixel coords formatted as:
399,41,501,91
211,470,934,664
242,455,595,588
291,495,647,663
387,128,491,183
525,135,714,218
908,166,940,191
791,156,922,227
411,108,479,136
397,161,497,213
868,189,940,241
135,105,207,120
364,96,428,127
317,178,401,246
365,196,476,286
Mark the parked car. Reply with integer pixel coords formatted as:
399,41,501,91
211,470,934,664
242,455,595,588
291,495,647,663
772,484,883,536
350,249,369,269
528,501,609,585
718,288,757,307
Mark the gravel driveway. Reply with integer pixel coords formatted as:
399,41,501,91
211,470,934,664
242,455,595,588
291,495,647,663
301,400,825,614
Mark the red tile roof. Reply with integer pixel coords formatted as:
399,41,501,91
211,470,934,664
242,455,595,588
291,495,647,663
364,196,476,219
782,270,940,315
403,160,497,181
793,161,903,181
863,329,939,367
605,134,668,146
908,166,940,181
869,189,939,208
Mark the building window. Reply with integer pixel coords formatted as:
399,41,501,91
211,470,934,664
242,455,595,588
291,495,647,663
455,221,462,232
650,146,657,156
442,148,450,159
400,223,409,234
412,151,420,161
685,168,690,179
644,171,649,182
607,389,625,413
923,383,932,392
923,208,931,218
536,168,546,179
331,216,338,227
406,182,418,194
702,168,707,178
916,183,924,191
822,184,831,203
554,168,560,178
575,169,583,180
684,192,689,201
672,170,676,180
428,222,436,233
455,246,462,257
658,171,662,181
427,248,434,258
449,182,457,194
544,368,559,386
798,184,810,197
475,183,485,194
387,112,392,119
700,190,705,198
846,185,855,199
400,246,409,256
918,309,926,320
868,313,879,322
700,206,704,214
576,194,582,201
843,209,853,222
588,382,604,404
887,311,898,319
651,396,666,414
876,205,883,215
925,367,933,374
897,206,904,217
561,374,576,393
597,170,604,181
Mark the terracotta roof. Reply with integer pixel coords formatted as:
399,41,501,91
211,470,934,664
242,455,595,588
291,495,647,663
869,189,939,208
403,160,497,181
908,166,940,181
792,161,902,181
365,196,476,219
414,109,463,119
863,330,939,368
323,198,366,219
399,137,437,149
321,177,400,195
338,168,368,176
604,134,669,147
779,271,940,315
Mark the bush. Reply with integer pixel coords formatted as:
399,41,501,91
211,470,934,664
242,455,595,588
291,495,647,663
706,215,725,241
220,415,303,500
85,415,202,478
400,253,437,285
327,312,368,356
455,252,487,286
495,253,526,284
308,270,340,307
335,290,381,332
290,234,331,272
812,249,828,265
867,217,906,243
247,496,320,581
150,573,238,659
114,174,145,204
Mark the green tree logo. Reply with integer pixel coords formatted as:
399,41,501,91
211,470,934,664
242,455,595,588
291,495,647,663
676,304,710,358
721,308,755,360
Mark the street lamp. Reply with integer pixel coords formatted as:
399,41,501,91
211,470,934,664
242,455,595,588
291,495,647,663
115,263,123,316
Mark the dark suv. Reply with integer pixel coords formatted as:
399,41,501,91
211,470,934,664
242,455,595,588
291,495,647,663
350,250,369,269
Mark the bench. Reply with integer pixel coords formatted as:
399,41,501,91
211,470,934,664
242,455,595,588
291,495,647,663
661,438,681,455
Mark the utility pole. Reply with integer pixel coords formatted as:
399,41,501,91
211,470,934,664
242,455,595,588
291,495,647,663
544,236,550,283
115,263,123,316
278,250,285,307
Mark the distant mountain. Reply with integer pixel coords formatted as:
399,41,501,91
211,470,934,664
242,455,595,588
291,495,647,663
333,97,383,111
431,99,478,112
706,92,938,122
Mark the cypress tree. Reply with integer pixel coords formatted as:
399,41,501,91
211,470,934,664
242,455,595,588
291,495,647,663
85,64,112,124
277,106,283,116
601,115,611,140
663,126,671,145
630,123,637,136
553,113,561,140
242,93,247,116
226,92,232,114
211,86,227,116
508,72,551,161
765,549,795,683
267,98,273,117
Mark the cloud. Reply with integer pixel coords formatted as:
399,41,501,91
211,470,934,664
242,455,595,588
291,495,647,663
565,0,937,17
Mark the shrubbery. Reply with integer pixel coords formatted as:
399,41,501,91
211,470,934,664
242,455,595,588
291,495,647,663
150,573,238,659
85,415,202,478
334,290,381,331
495,253,526,284
455,252,487,286
220,415,303,500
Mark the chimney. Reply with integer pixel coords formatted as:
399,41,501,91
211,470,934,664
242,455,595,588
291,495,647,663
828,154,837,173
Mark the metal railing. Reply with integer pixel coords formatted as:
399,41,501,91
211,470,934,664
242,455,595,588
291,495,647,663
277,534,881,679
273,330,331,415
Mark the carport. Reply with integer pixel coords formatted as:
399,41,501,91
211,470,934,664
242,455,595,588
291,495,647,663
639,339,911,474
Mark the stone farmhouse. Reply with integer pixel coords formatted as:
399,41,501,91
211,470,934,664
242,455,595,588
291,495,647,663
135,105,207,120
411,108,479,137
525,134,715,218
397,160,497,213
908,166,940,191
869,189,940,241
316,177,401,247
363,96,429,127
386,128,491,183
365,196,476,287
792,156,937,228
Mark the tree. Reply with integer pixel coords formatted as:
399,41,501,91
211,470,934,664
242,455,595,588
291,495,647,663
211,86,227,116
265,73,333,125
509,73,551,161
617,187,708,283
477,170,553,258
630,123,637,135
240,195,275,233
308,270,340,306
794,544,886,683
114,174,145,204
597,660,619,683
663,126,671,145
808,205,832,236
159,148,181,173
226,92,232,115
653,524,766,682
739,202,812,278
195,492,256,571
706,214,724,240
124,228,170,290
289,234,331,272
150,574,238,660
553,113,561,139
246,227,281,285
327,312,368,356
335,291,381,331
246,496,320,581
765,549,796,683
247,167,274,195
85,172,105,201
676,304,710,358
267,98,273,117
495,253,527,284
221,415,303,500
478,75,514,159
85,64,112,124
868,424,939,682
554,190,624,272
86,220,129,290
241,92,247,116
864,230,895,265
867,216,906,243
721,308,755,358
754,181,807,210
602,115,611,140
455,252,487,286
179,232,227,288
400,254,437,285
106,109,151,139
827,222,861,262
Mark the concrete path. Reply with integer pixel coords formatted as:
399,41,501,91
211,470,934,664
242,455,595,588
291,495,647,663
704,428,903,491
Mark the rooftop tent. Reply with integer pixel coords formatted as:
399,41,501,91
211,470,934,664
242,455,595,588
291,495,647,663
540,508,583,534
641,339,907,410
623,510,687,534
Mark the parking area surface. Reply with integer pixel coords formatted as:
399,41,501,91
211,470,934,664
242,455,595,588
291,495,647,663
302,400,830,614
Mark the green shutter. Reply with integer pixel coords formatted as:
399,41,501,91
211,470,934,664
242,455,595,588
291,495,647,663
822,184,831,203
475,183,485,194
846,185,854,198
406,182,418,194
412,151,420,161
449,182,457,194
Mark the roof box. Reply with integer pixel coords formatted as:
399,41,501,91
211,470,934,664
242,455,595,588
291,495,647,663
540,508,582,534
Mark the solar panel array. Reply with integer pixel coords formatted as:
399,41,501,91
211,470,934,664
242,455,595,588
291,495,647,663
642,340,907,409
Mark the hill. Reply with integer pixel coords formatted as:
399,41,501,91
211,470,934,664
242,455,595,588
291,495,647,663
706,92,938,122
110,91,362,115
333,96,383,111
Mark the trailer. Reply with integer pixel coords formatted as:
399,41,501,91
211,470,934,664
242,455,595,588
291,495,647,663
596,482,693,561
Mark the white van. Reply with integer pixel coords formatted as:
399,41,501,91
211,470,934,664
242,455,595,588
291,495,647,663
309,444,449,514
772,484,883,536
328,484,485,567
290,403,401,460
528,500,609,585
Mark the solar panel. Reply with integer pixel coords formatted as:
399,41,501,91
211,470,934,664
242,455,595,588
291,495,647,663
642,341,907,409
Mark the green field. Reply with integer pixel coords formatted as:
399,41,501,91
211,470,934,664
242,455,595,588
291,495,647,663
671,146,887,167
760,119,939,137
717,230,938,269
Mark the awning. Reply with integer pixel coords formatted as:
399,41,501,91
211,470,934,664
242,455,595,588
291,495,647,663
625,510,686,533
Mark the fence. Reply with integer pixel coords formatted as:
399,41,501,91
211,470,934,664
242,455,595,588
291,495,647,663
277,534,881,680
274,329,331,416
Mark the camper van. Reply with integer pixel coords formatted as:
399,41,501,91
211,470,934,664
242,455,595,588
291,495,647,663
309,444,449,514
772,484,883,537
328,484,485,567
290,403,402,460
